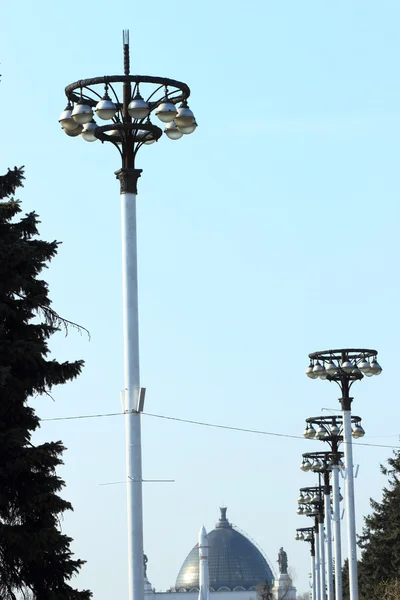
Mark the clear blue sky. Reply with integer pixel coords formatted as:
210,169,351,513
1,1,400,597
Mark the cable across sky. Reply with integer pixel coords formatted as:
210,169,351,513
41,410,400,450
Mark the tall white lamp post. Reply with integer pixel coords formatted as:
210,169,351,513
59,30,197,600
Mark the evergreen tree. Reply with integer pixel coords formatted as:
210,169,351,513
342,451,400,599
357,450,400,599
377,578,400,600
0,166,92,600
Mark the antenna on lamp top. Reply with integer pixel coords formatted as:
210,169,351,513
123,29,130,75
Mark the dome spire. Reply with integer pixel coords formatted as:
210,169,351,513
216,507,231,529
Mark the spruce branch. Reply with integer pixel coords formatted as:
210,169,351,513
13,291,90,340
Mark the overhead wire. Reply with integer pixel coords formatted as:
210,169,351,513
41,410,400,450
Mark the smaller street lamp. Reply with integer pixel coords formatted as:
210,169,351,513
296,527,317,600
298,485,325,600
305,349,381,600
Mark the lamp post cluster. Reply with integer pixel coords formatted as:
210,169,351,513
59,31,197,600
296,349,382,600
298,450,345,600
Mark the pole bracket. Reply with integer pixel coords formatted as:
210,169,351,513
120,387,146,412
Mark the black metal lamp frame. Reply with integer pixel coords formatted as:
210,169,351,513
308,348,378,410
63,30,191,179
304,414,363,451
296,527,316,556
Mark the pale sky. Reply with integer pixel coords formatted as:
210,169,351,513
1,1,400,597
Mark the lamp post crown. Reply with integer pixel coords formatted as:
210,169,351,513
306,348,382,405
60,30,197,176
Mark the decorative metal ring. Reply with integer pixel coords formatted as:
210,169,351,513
94,122,162,143
65,75,190,106
305,415,361,425
302,450,344,460
309,348,377,361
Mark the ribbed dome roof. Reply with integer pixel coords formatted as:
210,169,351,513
175,508,274,592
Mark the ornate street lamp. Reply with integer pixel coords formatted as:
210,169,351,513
298,485,325,600
303,415,362,600
296,527,317,600
59,31,197,600
305,349,381,600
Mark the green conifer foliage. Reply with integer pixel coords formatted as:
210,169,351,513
342,451,400,599
0,167,92,600
357,451,400,599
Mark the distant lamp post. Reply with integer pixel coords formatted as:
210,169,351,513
297,485,325,600
306,349,381,600
59,31,197,600
296,527,317,600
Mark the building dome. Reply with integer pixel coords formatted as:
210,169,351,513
175,508,274,592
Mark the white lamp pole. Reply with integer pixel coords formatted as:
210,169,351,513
314,526,321,600
331,462,342,600
119,172,144,600
323,475,333,600
311,551,316,600
318,516,326,600
341,404,358,600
